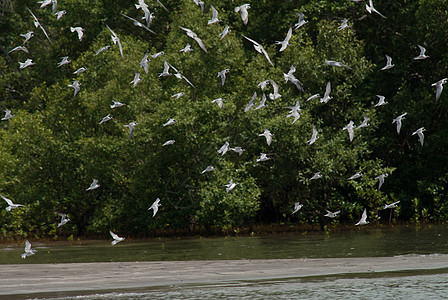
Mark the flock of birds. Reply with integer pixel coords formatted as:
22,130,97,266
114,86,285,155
3,0,446,258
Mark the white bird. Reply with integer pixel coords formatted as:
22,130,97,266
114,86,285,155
254,92,267,110
310,172,322,180
286,109,301,124
217,69,230,86
243,36,274,67
412,127,426,146
54,10,66,20
212,98,225,108
8,46,29,53
21,240,37,258
375,173,388,190
235,4,250,25
286,100,302,114
356,115,370,129
67,80,81,97
19,58,35,69
180,43,193,53
324,210,341,218
2,109,14,121
163,118,176,127
384,201,400,209
413,45,429,60
140,53,150,74
307,126,319,145
258,80,270,91
219,25,231,40
244,92,257,112
148,198,161,217
179,26,207,52
110,100,125,108
57,213,70,228
217,141,230,156
172,92,185,99
283,64,303,92
343,120,356,142
365,0,386,18
374,95,388,107
392,112,407,134
86,179,100,191
256,153,271,162
99,114,112,125
110,231,125,245
259,128,273,146
193,0,205,13
268,79,281,100
162,140,175,146
325,60,351,69
73,67,87,74
151,51,164,59
276,27,293,52
38,0,52,9
27,7,52,44
124,121,138,139
159,60,171,77
201,165,215,174
348,172,362,180
230,147,245,156
120,13,156,35
320,82,332,103
130,71,142,88
57,56,71,67
20,31,34,44
380,55,394,70
294,12,308,30
431,78,447,101
355,209,369,226
338,19,350,31
225,180,237,193
208,5,220,24
106,25,123,58
306,94,320,102
70,26,84,41
169,63,196,88
292,202,303,214
95,45,111,56
2,195,24,211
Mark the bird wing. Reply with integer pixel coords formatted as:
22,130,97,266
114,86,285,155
1,195,13,206
109,231,119,240
193,36,207,52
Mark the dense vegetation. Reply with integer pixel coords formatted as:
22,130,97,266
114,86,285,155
1,0,447,238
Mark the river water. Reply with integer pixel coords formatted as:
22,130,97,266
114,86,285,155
2,225,448,299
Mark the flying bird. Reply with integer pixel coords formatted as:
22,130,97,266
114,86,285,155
310,172,322,180
235,4,250,25
268,79,281,100
219,25,231,40
163,118,176,127
57,213,70,228
306,94,320,102
110,231,125,245
54,10,66,20
20,31,34,44
110,100,125,108
256,153,271,162
86,179,100,191
254,92,267,110
355,209,369,226
380,55,394,70
276,27,293,52
148,198,161,217
21,240,37,258
73,67,88,74
338,19,350,31
294,12,308,30
171,92,185,99
193,0,205,13
26,7,52,43
19,58,35,69
356,115,370,129
320,82,332,103
230,147,245,156
244,92,257,112
217,69,230,86
225,179,237,192
365,0,386,18
124,121,138,139
99,114,112,125
140,53,150,74
8,46,29,53
243,36,274,67
259,128,273,145
95,45,111,56
151,51,164,59
130,71,142,88
120,13,156,35
208,5,221,24
412,127,425,146
159,60,171,77
217,141,230,156
292,202,303,214
2,195,24,211
212,98,225,108
348,172,362,180
307,126,319,145
179,26,207,52
324,210,341,218
431,78,447,101
374,95,388,107
106,25,123,58
375,173,388,190
283,64,303,92
70,27,84,41
57,56,71,67
67,80,81,97
325,60,351,69
392,112,407,134
1,109,14,121
342,120,356,142
413,45,429,60
162,140,175,146
201,165,215,174
180,43,193,53
383,201,400,209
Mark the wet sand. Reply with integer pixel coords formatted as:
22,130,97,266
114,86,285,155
1,255,448,297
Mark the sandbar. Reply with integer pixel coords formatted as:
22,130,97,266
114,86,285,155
1,254,448,298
